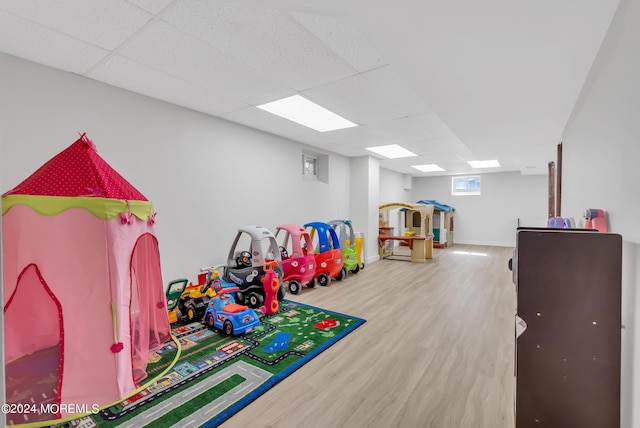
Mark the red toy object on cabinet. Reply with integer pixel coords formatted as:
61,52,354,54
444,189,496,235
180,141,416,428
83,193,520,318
584,208,608,232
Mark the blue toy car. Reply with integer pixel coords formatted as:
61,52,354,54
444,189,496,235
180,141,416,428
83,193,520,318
202,280,260,336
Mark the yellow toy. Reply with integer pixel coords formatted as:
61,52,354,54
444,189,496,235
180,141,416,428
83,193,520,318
166,268,219,323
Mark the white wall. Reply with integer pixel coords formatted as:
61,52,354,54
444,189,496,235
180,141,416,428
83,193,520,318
379,168,412,202
378,168,413,240
561,0,640,425
411,172,547,247
0,54,351,284
350,156,380,264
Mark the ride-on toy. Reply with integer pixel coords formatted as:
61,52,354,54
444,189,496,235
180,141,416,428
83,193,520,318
165,267,218,323
223,225,285,308
202,274,260,336
262,260,281,315
329,219,365,274
304,221,346,286
275,224,317,294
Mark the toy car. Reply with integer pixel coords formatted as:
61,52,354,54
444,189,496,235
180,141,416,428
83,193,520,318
304,221,346,286
203,279,260,336
165,267,219,323
275,224,317,294
223,225,286,308
329,219,365,274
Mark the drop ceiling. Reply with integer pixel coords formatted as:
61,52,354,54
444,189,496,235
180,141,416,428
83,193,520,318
0,0,620,176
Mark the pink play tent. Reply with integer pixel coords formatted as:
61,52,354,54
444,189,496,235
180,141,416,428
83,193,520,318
2,134,171,423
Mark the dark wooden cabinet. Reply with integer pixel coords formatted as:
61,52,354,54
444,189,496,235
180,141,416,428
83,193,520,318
513,228,622,428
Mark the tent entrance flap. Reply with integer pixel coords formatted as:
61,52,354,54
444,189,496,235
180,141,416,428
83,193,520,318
130,233,171,385
4,264,63,424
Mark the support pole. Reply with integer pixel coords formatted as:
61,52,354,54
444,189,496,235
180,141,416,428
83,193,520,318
556,143,563,217
548,161,556,219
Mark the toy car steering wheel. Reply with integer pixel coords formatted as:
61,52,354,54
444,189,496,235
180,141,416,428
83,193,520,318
279,246,289,260
236,251,252,268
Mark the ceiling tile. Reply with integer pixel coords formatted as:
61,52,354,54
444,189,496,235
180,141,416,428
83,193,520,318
222,106,391,155
0,10,109,74
125,0,173,15
362,66,432,117
87,54,249,116
364,116,435,144
290,12,387,73
408,148,464,163
417,113,459,139
117,20,293,105
303,74,408,125
0,0,152,50
162,0,358,91
304,125,395,150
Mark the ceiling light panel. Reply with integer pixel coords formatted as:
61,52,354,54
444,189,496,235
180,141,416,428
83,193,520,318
411,164,445,172
366,144,417,159
257,95,358,132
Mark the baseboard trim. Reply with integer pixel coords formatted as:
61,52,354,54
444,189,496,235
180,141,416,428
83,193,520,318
452,240,515,248
366,255,380,264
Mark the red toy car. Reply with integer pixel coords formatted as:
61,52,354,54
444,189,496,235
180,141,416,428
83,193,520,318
275,224,317,294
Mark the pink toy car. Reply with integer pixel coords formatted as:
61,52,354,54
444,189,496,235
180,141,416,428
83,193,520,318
275,224,317,294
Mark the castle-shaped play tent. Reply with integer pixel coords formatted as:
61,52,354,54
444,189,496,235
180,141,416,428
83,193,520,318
2,134,171,424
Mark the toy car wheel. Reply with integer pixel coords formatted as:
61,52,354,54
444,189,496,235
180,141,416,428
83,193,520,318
206,314,215,327
277,286,285,301
235,291,245,305
318,273,330,286
288,280,301,295
186,304,197,321
352,264,360,274
249,293,264,308
307,277,316,288
223,320,234,335
336,267,347,281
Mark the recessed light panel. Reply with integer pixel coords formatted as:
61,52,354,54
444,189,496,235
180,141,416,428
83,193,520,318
257,95,357,132
467,159,500,168
365,144,417,159
411,164,445,172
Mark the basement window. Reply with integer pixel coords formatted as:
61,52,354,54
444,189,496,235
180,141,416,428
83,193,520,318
302,154,318,178
452,175,481,196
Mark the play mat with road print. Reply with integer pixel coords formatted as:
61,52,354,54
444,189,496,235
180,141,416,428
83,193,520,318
49,300,365,428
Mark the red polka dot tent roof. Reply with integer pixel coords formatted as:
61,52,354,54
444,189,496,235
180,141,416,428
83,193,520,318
2,134,172,427
4,133,147,200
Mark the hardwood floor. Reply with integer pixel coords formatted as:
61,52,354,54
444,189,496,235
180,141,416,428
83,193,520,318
220,244,516,428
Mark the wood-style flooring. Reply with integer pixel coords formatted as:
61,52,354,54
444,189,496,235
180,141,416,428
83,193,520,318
220,244,516,428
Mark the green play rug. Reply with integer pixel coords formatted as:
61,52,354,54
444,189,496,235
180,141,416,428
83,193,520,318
47,300,365,428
